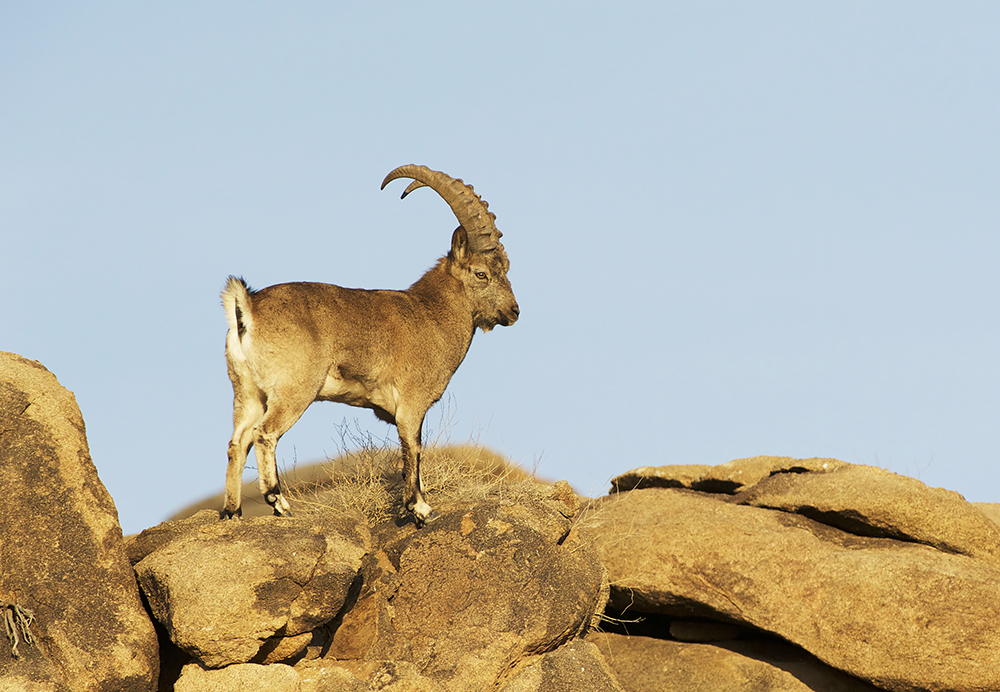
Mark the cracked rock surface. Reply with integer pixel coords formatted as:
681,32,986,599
132,510,368,668
0,352,159,692
324,494,608,692
581,462,1000,692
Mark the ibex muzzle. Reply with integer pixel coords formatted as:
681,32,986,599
222,165,518,527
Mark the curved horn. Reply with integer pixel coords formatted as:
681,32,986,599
400,180,428,198
381,165,503,253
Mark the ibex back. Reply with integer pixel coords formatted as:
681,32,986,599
221,165,519,526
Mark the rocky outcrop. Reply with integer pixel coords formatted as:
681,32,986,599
736,462,1000,566
0,352,159,692
9,353,1000,692
583,458,1000,692
325,491,607,690
127,458,1000,691
125,481,608,691
131,510,369,668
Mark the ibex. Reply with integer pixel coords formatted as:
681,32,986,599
221,165,519,527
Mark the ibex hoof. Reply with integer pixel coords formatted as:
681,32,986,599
221,508,241,520
414,509,441,529
266,492,292,516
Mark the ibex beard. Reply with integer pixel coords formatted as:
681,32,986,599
221,165,519,527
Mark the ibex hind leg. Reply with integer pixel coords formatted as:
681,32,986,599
224,392,265,519
253,429,293,516
251,393,315,517
223,437,251,519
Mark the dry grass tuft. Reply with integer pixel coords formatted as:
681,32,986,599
284,420,546,526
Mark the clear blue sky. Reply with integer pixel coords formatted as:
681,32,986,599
3,3,997,535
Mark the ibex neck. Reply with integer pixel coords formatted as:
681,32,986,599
408,258,477,341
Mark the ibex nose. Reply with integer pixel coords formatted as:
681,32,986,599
500,302,520,327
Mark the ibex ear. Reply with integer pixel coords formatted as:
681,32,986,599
450,226,471,266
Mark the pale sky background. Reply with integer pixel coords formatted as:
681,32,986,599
2,3,997,535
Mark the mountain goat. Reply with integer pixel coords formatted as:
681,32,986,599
221,165,519,527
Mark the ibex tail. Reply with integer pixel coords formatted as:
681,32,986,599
222,276,254,359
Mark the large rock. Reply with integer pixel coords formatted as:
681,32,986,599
174,662,301,692
125,508,222,565
587,632,881,692
736,463,1000,567
296,659,442,692
611,455,848,494
326,491,607,692
0,353,159,691
497,640,625,692
580,484,1000,692
133,511,368,668
611,456,848,495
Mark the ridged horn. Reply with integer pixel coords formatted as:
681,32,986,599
401,180,428,198
381,165,503,253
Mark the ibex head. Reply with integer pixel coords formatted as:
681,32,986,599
382,165,520,332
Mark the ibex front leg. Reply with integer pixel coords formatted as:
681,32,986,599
397,415,438,527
